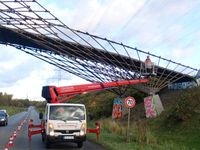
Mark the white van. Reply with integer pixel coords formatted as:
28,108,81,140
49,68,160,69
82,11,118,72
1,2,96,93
41,103,87,148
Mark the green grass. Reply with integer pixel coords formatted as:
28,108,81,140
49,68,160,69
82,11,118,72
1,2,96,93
87,87,200,150
152,113,200,150
87,126,189,150
87,116,200,150
36,107,45,113
0,105,26,116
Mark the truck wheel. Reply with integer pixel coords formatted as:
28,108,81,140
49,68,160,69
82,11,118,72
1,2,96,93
45,137,51,149
41,133,45,142
77,142,83,148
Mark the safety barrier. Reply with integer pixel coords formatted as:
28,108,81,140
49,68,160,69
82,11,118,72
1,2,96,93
28,119,101,142
87,122,100,140
28,119,44,142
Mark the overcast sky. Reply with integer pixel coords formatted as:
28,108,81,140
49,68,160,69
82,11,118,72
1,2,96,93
0,0,200,100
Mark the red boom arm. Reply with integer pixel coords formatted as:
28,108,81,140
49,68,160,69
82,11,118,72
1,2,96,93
42,79,149,103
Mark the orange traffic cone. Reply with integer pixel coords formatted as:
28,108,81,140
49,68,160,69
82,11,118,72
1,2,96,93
13,130,17,138
4,144,9,150
17,125,21,132
8,136,14,147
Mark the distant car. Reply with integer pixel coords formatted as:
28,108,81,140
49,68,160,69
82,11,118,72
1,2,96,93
0,109,7,114
0,111,8,126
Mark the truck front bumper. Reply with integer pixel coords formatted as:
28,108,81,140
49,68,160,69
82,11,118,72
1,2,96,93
47,135,86,143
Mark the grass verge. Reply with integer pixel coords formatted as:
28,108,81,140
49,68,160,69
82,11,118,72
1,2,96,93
0,105,26,116
87,117,200,150
87,87,200,150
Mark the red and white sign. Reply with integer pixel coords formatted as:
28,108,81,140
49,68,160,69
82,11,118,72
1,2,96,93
124,96,136,108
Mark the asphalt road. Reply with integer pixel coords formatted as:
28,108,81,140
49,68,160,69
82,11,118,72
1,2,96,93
0,107,106,150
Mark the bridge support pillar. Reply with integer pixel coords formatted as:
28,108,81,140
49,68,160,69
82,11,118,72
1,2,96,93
144,94,164,118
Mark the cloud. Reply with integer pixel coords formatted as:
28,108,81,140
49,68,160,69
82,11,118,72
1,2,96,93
0,45,47,87
172,48,195,58
0,69,89,100
41,0,148,36
110,0,198,46
0,44,88,100
45,0,199,69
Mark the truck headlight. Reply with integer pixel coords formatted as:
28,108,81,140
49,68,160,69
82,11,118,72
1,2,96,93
80,123,86,136
48,123,54,129
48,123,54,136
0,118,5,121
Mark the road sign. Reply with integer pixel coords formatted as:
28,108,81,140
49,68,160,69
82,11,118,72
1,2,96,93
124,96,136,142
124,96,136,108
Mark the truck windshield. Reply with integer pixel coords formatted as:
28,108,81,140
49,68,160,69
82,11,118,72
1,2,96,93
49,105,85,121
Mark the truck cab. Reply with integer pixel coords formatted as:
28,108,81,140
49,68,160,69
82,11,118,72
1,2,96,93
37,79,149,148
42,103,87,148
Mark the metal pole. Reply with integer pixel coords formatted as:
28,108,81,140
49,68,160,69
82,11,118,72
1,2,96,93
127,108,130,142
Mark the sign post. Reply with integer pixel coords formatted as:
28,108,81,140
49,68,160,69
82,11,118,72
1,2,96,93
124,96,136,142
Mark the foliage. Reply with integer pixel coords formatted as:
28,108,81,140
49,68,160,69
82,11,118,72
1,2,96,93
0,91,46,114
71,87,146,119
0,105,26,116
71,90,116,118
95,119,157,144
0,92,12,105
88,119,190,150
166,86,200,124
87,86,200,150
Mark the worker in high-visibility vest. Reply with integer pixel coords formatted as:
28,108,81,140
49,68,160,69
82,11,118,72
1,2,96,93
144,56,153,74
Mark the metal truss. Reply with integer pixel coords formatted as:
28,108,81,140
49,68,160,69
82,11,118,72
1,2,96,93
0,0,198,95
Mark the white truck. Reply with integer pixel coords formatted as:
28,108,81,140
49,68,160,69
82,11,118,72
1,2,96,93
40,103,87,148
37,80,148,148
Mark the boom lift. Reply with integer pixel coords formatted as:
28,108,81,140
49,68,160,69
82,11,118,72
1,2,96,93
42,79,149,103
28,78,149,148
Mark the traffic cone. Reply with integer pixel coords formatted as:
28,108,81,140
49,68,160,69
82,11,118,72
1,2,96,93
4,144,9,150
17,125,21,132
13,130,17,138
8,136,14,147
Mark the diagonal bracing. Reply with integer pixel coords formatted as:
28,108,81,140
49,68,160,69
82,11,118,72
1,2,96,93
0,0,198,95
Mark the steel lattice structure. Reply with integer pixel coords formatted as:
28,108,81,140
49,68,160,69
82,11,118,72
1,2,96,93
0,0,198,95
